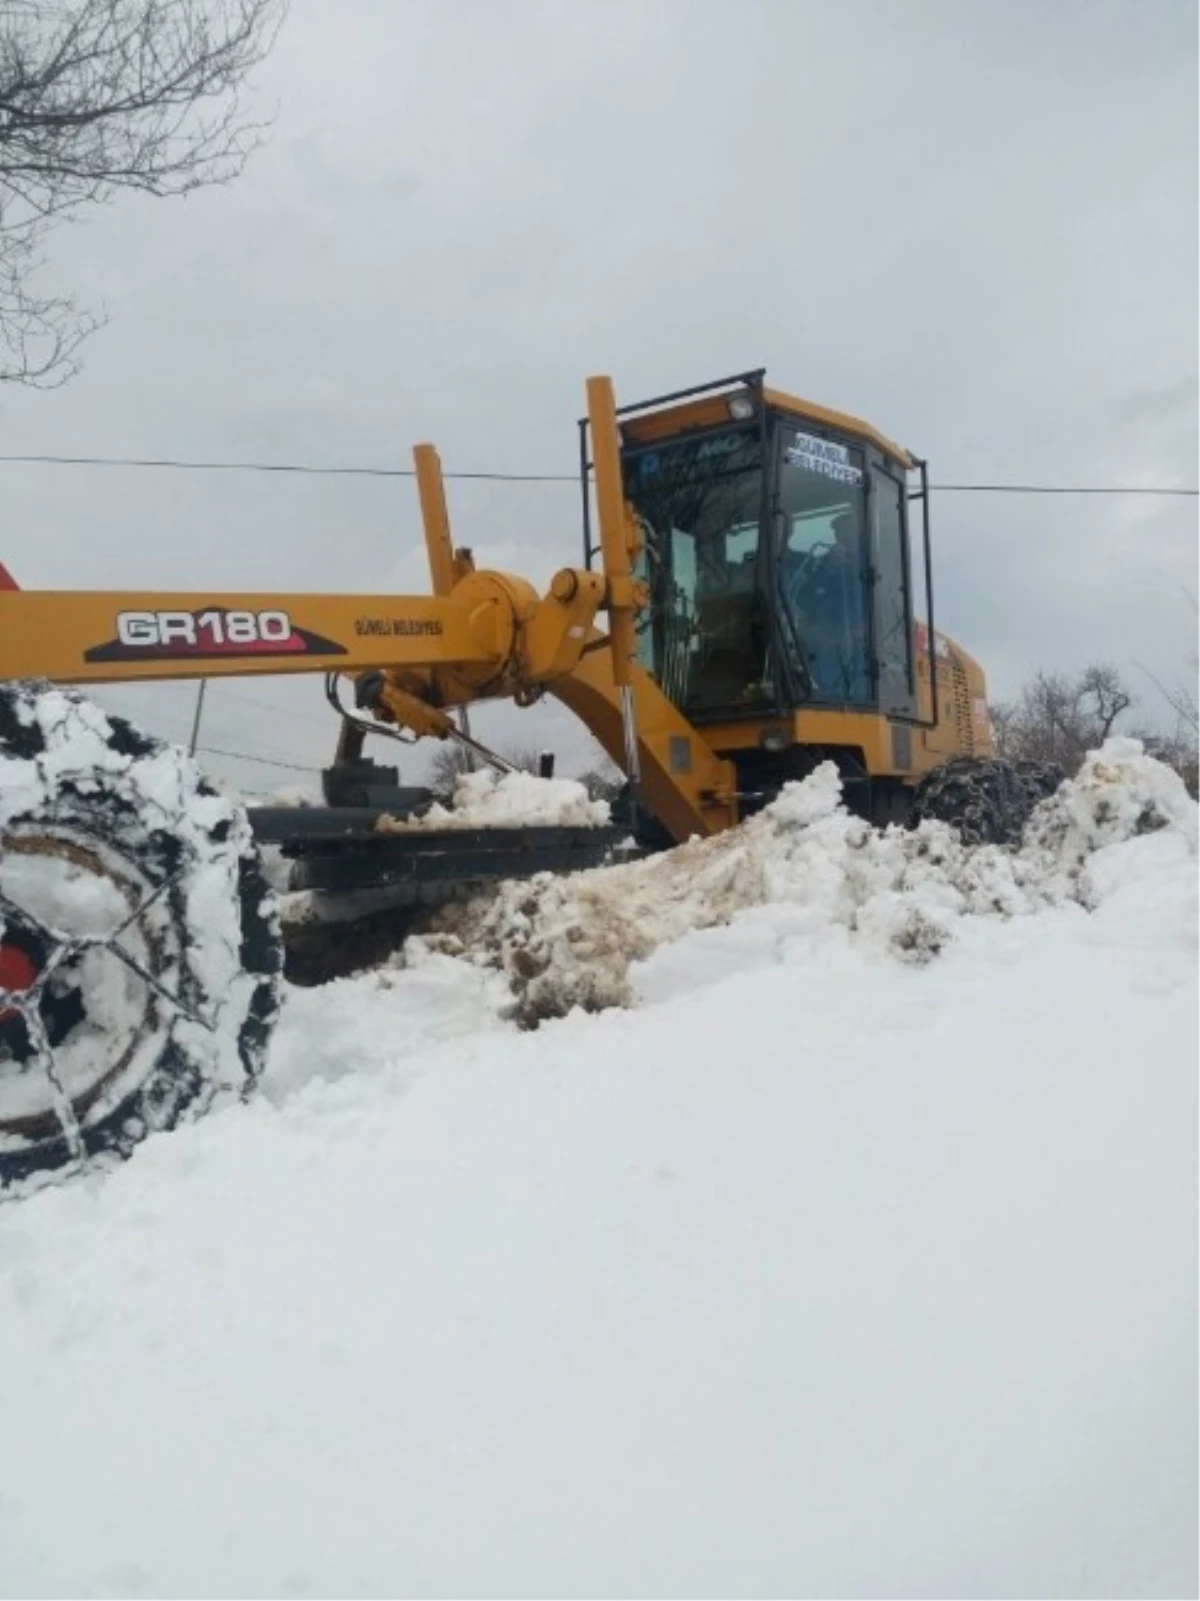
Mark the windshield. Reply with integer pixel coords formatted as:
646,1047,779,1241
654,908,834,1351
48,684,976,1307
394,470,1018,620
623,427,770,715
776,427,872,704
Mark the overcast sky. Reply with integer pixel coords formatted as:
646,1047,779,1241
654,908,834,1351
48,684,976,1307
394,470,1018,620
2,0,1196,793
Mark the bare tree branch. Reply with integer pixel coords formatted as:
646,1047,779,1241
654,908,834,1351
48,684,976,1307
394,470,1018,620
1132,592,1200,790
990,663,1138,771
993,657,1197,795
1132,658,1199,735
0,0,286,385
1078,662,1133,741
427,742,550,802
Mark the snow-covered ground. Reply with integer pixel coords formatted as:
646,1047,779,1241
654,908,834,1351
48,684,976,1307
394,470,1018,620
0,745,1195,1599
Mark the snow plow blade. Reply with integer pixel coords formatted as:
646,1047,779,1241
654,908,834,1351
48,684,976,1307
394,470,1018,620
250,808,640,984
251,809,635,891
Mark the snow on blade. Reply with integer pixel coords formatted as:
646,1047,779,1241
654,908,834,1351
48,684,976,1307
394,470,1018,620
377,767,611,831
414,740,1197,1024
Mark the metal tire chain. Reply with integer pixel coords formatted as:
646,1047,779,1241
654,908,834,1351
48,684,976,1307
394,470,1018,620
0,867,214,1161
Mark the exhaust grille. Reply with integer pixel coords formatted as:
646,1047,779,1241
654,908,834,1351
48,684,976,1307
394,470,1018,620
950,658,974,754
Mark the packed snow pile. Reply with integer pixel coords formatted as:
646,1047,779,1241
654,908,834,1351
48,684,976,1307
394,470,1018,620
417,739,1197,1023
377,765,611,832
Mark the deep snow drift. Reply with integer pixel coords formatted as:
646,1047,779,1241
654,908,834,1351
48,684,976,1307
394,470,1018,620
0,742,1195,1599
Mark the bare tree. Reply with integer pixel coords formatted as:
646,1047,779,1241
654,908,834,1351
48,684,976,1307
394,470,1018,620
993,657,1198,794
1077,663,1133,741
1161,673,1197,737
1135,726,1198,796
1133,592,1199,739
575,756,623,803
426,740,474,800
1139,595,1200,794
991,662,1137,772
426,741,548,802
0,0,285,384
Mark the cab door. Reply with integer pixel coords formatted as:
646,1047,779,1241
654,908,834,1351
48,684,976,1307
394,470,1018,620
866,452,917,718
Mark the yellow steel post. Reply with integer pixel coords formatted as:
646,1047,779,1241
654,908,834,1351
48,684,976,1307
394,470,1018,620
413,443,457,598
413,440,478,764
586,374,642,786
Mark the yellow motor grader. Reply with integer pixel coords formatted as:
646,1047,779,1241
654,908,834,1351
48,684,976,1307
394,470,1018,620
0,369,1053,1184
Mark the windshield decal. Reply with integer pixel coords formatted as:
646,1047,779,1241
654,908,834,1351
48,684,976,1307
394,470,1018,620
631,430,759,482
785,430,864,486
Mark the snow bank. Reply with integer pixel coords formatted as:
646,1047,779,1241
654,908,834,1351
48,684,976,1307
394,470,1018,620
377,767,610,831
417,739,1197,1023
0,739,1194,1597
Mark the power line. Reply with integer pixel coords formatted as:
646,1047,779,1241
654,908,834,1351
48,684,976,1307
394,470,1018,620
0,450,1194,495
0,452,574,483
93,689,324,770
207,681,330,726
932,483,1197,496
195,743,319,774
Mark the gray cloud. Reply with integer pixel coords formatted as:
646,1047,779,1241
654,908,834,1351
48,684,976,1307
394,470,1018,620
2,0,1195,792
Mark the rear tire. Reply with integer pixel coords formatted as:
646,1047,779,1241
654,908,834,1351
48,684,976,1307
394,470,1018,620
0,681,282,1189
909,755,1065,847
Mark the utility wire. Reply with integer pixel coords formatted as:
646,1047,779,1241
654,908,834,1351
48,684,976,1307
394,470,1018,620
206,681,331,726
0,450,1194,495
195,743,319,774
94,689,325,771
931,483,1198,497
0,453,572,482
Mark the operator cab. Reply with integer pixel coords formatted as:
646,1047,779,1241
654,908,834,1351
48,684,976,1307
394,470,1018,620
594,373,923,726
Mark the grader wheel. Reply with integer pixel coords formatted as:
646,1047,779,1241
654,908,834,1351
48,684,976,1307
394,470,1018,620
0,682,282,1189
909,755,1066,847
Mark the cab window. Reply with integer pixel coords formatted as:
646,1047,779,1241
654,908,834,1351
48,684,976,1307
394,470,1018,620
776,427,872,705
624,428,770,714
870,466,914,712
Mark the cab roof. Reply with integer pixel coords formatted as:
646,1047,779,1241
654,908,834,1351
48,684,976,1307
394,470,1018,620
617,379,915,470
